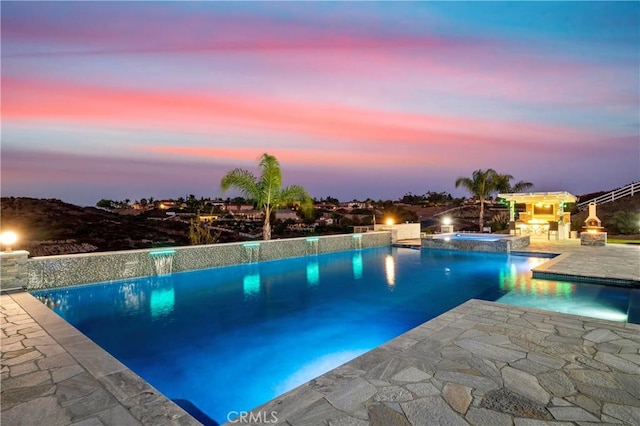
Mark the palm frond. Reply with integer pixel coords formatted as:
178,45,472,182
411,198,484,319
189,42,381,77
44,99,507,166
511,180,534,193
280,185,314,216
258,154,282,209
220,168,259,200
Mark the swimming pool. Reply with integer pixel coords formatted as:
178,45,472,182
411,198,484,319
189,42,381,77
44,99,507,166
33,247,639,424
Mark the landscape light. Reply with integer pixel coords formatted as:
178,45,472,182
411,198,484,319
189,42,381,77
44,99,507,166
0,231,18,252
385,218,394,226
442,217,452,226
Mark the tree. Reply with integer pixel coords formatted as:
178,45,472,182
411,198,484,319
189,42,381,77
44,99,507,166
96,199,114,209
220,153,313,240
189,218,220,245
495,174,533,193
324,196,340,205
455,169,500,231
186,194,199,211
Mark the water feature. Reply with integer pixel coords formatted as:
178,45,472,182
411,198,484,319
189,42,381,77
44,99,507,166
242,242,260,264
149,250,175,276
306,237,319,256
352,233,362,250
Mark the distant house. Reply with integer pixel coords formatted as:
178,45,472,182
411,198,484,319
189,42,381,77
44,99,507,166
315,203,338,211
317,214,334,226
339,202,369,210
157,200,176,209
205,201,227,211
198,214,222,222
227,204,255,213
229,209,263,220
275,210,299,221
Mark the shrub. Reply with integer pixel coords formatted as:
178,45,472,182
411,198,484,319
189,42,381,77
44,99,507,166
607,211,640,235
490,211,509,231
570,217,583,232
189,219,220,245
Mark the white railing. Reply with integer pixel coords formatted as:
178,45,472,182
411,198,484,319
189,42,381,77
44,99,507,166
577,182,639,210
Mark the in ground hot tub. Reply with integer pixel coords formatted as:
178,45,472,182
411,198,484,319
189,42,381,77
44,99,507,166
421,233,530,252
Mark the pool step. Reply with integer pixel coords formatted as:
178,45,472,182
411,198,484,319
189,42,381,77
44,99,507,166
627,290,640,324
393,239,422,249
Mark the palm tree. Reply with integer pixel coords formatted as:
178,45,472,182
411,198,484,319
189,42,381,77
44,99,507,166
220,153,313,240
495,173,533,193
455,169,500,231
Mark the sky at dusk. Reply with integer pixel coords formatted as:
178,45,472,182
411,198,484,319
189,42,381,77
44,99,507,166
2,1,639,206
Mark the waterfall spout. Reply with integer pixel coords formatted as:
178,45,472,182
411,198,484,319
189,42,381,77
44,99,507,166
306,237,319,256
242,242,261,264
149,249,175,276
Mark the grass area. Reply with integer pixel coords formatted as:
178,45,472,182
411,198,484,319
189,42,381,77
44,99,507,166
607,238,640,245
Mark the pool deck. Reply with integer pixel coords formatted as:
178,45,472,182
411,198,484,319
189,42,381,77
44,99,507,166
1,240,639,425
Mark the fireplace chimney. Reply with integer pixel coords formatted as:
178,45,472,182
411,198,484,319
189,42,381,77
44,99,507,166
583,202,603,231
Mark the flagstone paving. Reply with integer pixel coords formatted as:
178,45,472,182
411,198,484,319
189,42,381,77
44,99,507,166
2,239,639,426
523,239,640,285
248,299,640,426
0,291,198,426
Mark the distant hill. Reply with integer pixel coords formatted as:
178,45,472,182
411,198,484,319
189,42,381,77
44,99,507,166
0,197,190,256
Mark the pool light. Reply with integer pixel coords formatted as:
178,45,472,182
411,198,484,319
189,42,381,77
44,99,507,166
0,231,18,252
149,249,176,257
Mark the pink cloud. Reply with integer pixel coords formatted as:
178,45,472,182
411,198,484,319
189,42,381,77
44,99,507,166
4,4,633,110
4,9,469,57
3,76,602,152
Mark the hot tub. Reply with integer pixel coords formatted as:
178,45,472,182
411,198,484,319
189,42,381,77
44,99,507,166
422,233,530,252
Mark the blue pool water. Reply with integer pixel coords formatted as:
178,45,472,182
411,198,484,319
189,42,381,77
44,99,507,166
33,247,639,424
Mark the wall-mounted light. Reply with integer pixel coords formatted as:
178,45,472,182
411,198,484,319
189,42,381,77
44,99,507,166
0,231,18,252
442,217,452,225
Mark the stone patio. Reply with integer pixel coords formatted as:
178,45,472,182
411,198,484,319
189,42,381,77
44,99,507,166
521,238,640,286
247,299,640,425
0,291,199,426
1,239,639,425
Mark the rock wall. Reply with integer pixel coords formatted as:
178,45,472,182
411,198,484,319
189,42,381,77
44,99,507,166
0,251,30,291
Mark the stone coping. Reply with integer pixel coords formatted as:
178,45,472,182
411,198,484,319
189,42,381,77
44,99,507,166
0,290,199,426
522,242,640,286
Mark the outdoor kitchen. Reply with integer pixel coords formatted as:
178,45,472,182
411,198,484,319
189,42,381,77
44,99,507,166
498,191,577,239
